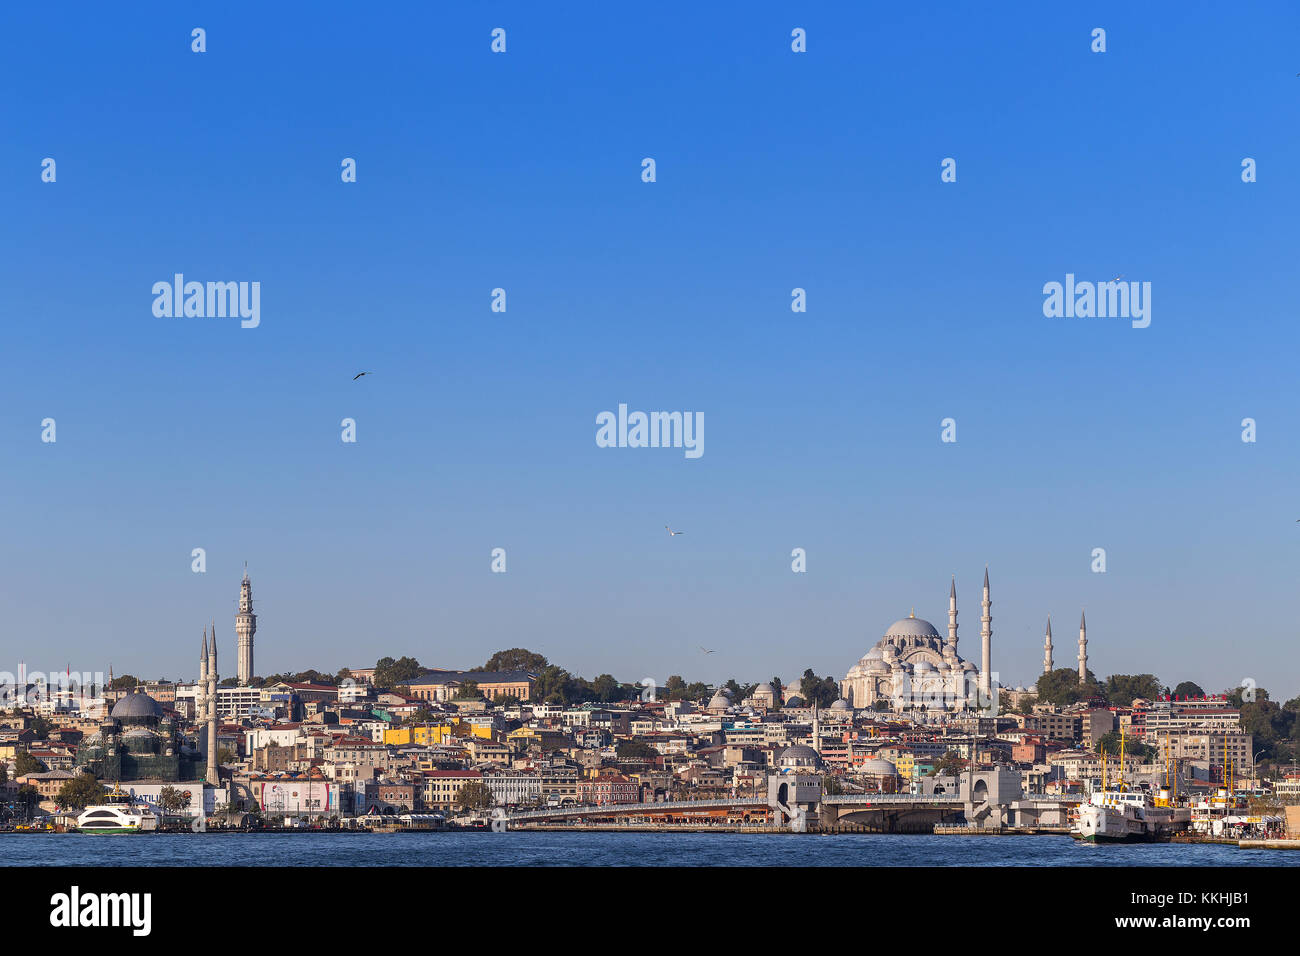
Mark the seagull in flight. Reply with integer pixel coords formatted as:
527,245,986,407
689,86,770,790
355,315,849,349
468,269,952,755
353,371,370,381
699,646,715,655
665,525,685,536
1111,274,1125,282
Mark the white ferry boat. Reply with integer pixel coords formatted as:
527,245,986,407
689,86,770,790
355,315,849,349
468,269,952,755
1075,789,1165,843
75,789,160,835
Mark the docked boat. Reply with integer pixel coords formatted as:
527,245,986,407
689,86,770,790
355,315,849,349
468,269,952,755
1073,728,1187,843
1075,789,1172,843
75,789,159,834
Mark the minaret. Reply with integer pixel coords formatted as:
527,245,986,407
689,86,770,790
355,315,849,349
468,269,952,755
1043,616,1054,674
979,566,992,697
206,619,219,783
947,576,958,650
1077,610,1088,685
812,704,821,756
235,564,257,685
198,627,209,723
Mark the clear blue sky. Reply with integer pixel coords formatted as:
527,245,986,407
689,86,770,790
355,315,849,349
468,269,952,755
3,3,1299,695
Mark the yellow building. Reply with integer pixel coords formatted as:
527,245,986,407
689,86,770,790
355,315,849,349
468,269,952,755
384,720,495,747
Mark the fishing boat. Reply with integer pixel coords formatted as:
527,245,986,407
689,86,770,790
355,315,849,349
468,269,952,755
75,788,159,834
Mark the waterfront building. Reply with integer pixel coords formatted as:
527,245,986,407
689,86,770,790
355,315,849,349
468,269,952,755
420,769,483,811
73,689,205,782
482,768,542,806
248,772,338,818
576,773,637,806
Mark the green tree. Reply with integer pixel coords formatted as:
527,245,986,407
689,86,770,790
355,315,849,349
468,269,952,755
1098,732,1157,761
109,674,139,691
929,750,967,776
13,751,45,775
683,682,711,701
157,786,190,816
477,649,548,673
1238,695,1295,761
407,706,437,724
1004,694,1037,715
29,717,52,740
1036,668,1104,706
533,665,574,704
590,674,620,703
373,656,424,690
1172,681,1206,698
616,739,659,761
725,679,757,702
454,781,494,811
798,669,840,708
454,681,482,700
1104,674,1164,707
56,772,105,811
662,675,687,700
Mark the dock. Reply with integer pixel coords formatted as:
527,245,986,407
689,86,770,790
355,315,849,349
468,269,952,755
1239,839,1300,850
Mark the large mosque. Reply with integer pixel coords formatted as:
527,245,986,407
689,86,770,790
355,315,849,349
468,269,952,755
840,569,1090,712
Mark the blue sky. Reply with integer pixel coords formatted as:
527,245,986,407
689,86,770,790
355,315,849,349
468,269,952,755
3,3,1299,695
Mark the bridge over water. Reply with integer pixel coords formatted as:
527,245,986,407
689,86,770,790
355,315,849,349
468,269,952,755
501,785,1074,833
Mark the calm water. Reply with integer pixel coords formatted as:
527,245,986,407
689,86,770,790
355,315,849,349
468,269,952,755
3,832,1299,866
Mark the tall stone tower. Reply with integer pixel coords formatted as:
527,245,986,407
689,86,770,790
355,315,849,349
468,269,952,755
235,564,257,685
979,567,992,698
1077,610,1088,685
1043,616,1054,674
206,619,219,784
947,576,958,650
198,627,209,723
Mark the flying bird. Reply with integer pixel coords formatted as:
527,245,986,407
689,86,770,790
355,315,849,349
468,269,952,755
665,525,685,536
699,647,715,655
1111,274,1125,282
353,372,370,381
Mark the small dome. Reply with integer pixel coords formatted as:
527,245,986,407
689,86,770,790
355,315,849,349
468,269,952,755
752,683,777,702
707,692,731,710
111,690,162,720
859,757,899,776
830,699,851,711
777,744,819,768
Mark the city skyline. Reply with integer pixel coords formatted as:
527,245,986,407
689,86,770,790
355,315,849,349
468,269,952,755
5,5,1300,693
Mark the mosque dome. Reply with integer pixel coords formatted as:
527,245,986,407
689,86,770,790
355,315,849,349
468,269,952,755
830,698,851,711
752,683,777,703
707,691,731,711
859,757,899,776
884,615,942,640
777,744,819,769
111,690,162,721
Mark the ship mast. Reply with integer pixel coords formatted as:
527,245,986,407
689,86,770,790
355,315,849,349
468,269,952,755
1118,726,1126,792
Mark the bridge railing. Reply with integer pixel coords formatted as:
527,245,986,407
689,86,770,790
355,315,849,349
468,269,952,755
823,794,963,805
506,797,768,820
